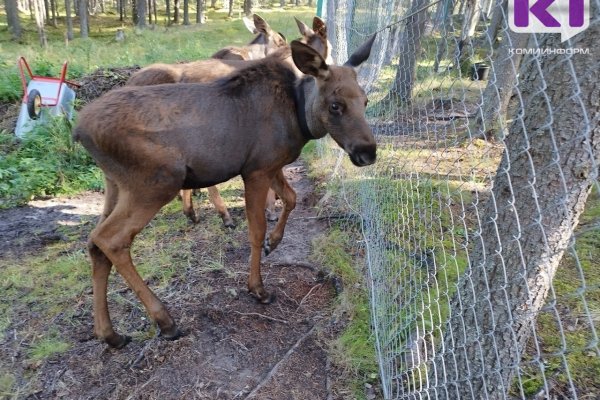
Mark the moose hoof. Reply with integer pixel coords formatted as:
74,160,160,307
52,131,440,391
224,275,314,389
266,211,279,222
160,326,184,341
185,213,199,224
105,333,132,349
249,288,275,304
263,238,271,256
223,218,236,229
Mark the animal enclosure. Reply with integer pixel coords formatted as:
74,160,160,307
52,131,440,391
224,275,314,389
319,0,600,398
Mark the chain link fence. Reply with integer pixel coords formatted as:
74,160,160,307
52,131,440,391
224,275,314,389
317,0,600,398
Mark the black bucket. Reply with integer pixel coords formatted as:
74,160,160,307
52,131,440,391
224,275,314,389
471,63,490,81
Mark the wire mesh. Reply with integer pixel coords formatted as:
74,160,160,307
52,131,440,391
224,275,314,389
319,0,600,398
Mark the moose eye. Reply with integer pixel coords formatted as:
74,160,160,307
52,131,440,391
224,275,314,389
329,102,342,114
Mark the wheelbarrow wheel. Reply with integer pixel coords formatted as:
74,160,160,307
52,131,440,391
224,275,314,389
27,89,42,120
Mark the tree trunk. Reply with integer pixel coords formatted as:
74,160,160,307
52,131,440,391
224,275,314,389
388,0,430,104
173,0,179,23
243,0,252,16
65,0,73,40
136,0,146,28
49,0,57,26
196,0,204,23
485,0,506,45
33,0,47,47
475,29,529,141
43,0,50,23
227,0,232,17
428,5,600,398
165,0,171,25
147,0,152,24
454,0,482,71
210,0,216,8
78,0,88,38
4,0,23,40
183,0,189,24
433,0,453,72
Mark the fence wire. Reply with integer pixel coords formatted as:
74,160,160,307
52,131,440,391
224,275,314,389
319,0,600,398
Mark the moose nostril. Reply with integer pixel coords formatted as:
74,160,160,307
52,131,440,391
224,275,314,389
350,144,377,167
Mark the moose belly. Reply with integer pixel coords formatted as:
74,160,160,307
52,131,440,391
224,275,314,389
181,165,238,189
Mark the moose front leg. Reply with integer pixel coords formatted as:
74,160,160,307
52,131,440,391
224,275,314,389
263,169,296,255
243,173,273,303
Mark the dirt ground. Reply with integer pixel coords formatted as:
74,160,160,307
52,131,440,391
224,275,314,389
0,163,374,400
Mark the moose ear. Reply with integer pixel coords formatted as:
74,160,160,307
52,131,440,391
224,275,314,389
253,14,271,34
344,34,376,68
294,17,314,37
312,16,327,38
291,40,329,80
243,16,258,34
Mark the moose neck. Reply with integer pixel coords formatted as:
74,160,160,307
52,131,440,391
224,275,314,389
294,77,328,141
294,77,316,141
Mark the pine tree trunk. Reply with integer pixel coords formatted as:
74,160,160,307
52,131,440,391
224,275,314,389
173,0,179,23
50,0,57,26
65,0,73,40
183,0,189,24
433,0,453,72
428,5,600,398
33,0,47,46
389,0,430,103
196,0,204,23
243,0,252,16
475,29,529,141
454,0,481,70
136,0,146,27
485,0,506,45
165,0,171,25
4,0,23,40
78,0,88,38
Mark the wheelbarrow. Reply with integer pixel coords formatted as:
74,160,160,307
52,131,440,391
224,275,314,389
14,57,80,138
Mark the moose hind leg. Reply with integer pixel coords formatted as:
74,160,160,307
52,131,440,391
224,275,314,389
265,189,278,222
264,169,296,255
89,177,132,348
208,186,235,228
91,188,182,346
181,189,199,223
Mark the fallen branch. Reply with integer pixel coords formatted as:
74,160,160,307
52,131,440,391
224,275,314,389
295,283,323,313
233,311,288,325
244,325,317,399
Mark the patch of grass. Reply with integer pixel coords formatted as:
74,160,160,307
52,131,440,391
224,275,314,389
311,228,379,399
0,116,103,208
27,335,71,362
0,373,17,399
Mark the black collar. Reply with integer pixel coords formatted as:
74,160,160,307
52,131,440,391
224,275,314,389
294,77,315,141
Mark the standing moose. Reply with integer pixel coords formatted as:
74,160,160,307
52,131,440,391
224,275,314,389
74,36,377,348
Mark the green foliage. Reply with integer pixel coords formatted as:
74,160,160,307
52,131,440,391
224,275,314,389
27,335,71,361
0,117,103,208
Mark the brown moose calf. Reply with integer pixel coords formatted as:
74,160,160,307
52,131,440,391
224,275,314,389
74,37,377,348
